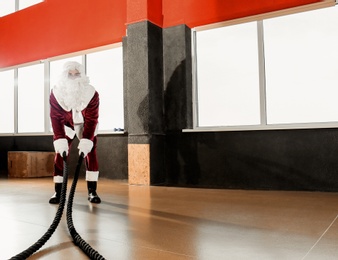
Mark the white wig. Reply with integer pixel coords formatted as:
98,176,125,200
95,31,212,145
63,61,85,74
59,61,89,83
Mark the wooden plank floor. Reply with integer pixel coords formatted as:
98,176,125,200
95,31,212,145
1,177,338,259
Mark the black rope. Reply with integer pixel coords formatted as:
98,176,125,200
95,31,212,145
66,153,106,260
9,152,105,260
9,152,68,260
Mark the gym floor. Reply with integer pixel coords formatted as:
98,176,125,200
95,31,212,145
1,178,338,260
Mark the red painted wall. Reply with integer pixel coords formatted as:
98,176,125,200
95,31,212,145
162,0,323,28
0,0,323,68
126,0,163,27
0,0,127,68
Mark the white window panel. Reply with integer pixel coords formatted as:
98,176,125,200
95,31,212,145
264,6,338,124
0,0,15,17
0,70,14,133
19,0,43,10
86,47,124,131
18,64,44,133
195,22,260,127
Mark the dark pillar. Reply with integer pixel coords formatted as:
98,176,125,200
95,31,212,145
163,25,193,131
163,25,196,185
124,22,193,186
124,21,165,185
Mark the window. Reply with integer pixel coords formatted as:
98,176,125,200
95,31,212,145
0,0,15,17
0,0,43,16
18,63,44,133
264,7,338,125
19,0,43,10
86,47,124,131
0,70,15,133
193,5,338,130
0,45,124,135
195,22,260,127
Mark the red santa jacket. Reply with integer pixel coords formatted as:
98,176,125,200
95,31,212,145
50,90,99,141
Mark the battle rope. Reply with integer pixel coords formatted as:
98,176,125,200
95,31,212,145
10,152,106,260
9,152,69,260
66,152,106,260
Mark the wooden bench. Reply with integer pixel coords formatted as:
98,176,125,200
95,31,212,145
8,151,55,178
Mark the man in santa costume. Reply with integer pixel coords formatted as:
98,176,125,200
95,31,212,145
49,61,101,204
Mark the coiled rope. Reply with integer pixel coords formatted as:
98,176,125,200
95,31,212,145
66,153,106,260
9,152,106,260
9,152,69,260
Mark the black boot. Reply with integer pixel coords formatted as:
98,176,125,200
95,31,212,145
49,183,62,204
87,181,101,204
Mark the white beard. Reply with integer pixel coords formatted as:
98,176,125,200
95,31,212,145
63,79,85,111
53,77,95,112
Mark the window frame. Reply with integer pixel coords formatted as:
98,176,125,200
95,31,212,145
187,1,338,132
17,62,45,133
0,69,15,133
18,0,43,11
0,0,44,17
0,43,124,136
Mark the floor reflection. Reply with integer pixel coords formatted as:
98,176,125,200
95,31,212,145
1,178,338,259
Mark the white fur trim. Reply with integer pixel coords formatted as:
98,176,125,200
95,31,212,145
53,88,70,111
86,171,99,181
94,123,99,136
75,124,84,139
54,176,64,183
53,138,68,156
78,138,93,157
72,109,84,124
64,125,76,139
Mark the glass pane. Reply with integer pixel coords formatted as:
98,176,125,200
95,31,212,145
0,70,14,133
0,0,15,17
18,64,44,133
87,47,124,131
196,22,260,127
264,6,338,124
19,0,43,10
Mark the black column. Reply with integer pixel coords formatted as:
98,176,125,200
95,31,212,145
124,21,165,185
163,24,193,131
124,22,193,186
163,25,196,185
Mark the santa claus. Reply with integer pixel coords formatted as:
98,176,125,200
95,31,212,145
49,61,101,204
